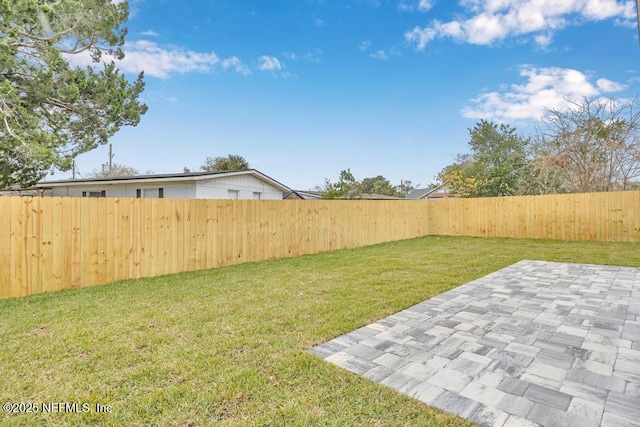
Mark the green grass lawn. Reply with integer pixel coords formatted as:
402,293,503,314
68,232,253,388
1,236,639,426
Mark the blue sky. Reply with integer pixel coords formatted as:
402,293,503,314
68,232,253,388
55,0,640,191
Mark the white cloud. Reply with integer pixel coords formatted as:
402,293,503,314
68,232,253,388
399,0,434,12
257,55,282,71
534,32,553,48
583,0,636,19
118,41,221,78
66,40,250,79
140,30,159,37
359,39,372,51
596,77,627,92
284,49,323,63
221,56,251,75
462,66,627,122
315,18,325,27
284,52,298,61
389,46,403,57
254,55,296,77
406,0,636,49
405,26,438,48
418,0,433,11
369,50,389,59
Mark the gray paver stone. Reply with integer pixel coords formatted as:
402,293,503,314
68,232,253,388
325,352,375,375
627,382,640,398
497,378,530,396
567,368,626,393
502,415,540,427
567,397,604,424
536,349,575,369
459,380,507,407
433,390,483,419
524,384,573,410
371,352,407,369
559,379,609,401
489,349,535,368
489,360,524,378
495,394,534,418
605,392,640,421
447,357,487,376
410,382,445,405
601,412,640,427
426,368,472,393
529,402,600,427
362,365,395,382
398,361,439,381
525,361,569,383
469,404,511,427
344,343,385,361
379,371,414,389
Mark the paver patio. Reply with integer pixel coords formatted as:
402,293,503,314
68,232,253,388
310,260,640,427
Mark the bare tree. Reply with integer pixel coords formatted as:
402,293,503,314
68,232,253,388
534,97,640,193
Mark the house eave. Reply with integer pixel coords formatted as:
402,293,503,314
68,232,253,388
35,169,291,193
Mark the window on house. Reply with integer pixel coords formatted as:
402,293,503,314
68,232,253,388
138,188,164,199
253,192,261,200
88,191,105,197
227,190,239,199
136,189,141,198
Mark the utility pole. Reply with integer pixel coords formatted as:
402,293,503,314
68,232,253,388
72,160,76,179
109,143,113,176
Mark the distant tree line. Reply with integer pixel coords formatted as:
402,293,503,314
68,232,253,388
438,97,640,198
87,154,250,178
183,154,249,173
89,163,154,178
315,169,418,199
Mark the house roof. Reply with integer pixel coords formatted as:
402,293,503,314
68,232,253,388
408,183,450,200
407,188,431,199
284,190,324,200
35,169,291,193
424,191,450,199
421,183,450,199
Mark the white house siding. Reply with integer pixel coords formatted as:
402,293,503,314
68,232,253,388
45,182,196,198
195,174,284,200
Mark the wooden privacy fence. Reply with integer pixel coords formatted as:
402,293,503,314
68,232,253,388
0,197,429,299
427,191,640,242
0,191,639,299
